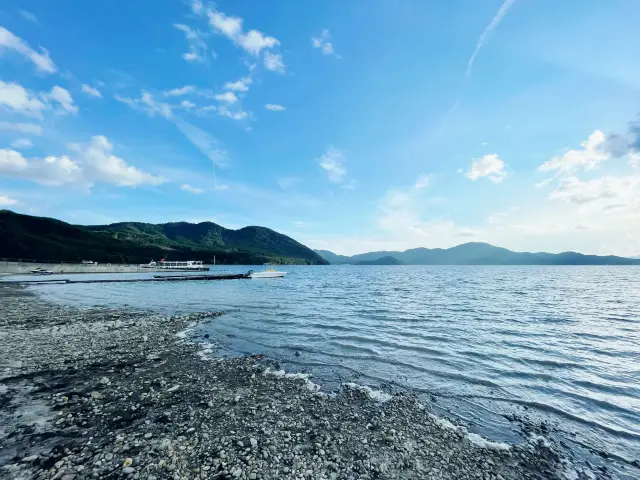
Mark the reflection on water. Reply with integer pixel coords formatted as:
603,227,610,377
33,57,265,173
25,265,640,478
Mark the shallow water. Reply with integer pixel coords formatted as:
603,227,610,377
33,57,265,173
19,265,640,478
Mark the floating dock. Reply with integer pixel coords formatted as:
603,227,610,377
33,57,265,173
2,272,251,285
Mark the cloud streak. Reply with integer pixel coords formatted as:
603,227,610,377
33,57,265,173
466,0,517,76
0,27,56,73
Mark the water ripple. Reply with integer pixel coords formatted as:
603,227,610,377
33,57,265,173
29,264,640,477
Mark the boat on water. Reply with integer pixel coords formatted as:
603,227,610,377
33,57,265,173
249,267,287,278
30,267,54,275
139,259,207,271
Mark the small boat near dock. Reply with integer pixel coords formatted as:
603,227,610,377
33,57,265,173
249,267,287,278
30,267,54,275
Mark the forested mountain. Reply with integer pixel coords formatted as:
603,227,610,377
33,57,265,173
0,210,327,265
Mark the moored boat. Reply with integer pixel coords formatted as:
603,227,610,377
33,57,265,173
30,267,54,275
249,267,286,278
139,259,207,270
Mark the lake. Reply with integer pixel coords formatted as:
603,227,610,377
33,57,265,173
27,265,640,478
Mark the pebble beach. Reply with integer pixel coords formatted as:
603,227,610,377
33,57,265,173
0,283,582,479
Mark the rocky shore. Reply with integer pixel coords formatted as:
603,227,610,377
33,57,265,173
0,283,585,479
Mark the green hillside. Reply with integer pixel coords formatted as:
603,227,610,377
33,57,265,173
0,210,327,265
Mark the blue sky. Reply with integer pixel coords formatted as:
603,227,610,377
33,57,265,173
1,0,639,256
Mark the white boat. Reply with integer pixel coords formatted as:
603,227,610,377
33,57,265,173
249,267,286,278
30,267,54,275
139,260,206,270
158,260,206,270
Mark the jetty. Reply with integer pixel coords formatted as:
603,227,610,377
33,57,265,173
0,261,210,276
2,272,251,286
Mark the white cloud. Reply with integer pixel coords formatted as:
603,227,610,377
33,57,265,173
71,136,165,187
466,0,517,76
180,100,196,109
206,7,282,67
174,24,209,63
239,30,279,56
115,91,172,119
0,81,47,117
538,130,610,174
0,195,18,206
311,30,340,57
0,82,77,117
224,77,252,92
465,153,507,182
217,106,247,121
375,186,469,243
264,51,285,73
0,137,165,189
214,91,238,104
165,85,195,97
0,121,42,135
208,10,243,37
81,84,102,98
181,183,204,194
0,149,28,172
293,220,307,228
549,175,640,211
19,10,38,23
0,27,56,73
630,152,640,168
10,138,33,149
265,103,285,111
196,105,217,115
47,86,78,114
535,178,554,188
415,174,431,189
318,146,347,184
190,0,204,16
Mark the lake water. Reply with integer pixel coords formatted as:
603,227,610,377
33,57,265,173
21,265,640,478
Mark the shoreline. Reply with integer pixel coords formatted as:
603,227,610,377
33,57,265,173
0,284,591,479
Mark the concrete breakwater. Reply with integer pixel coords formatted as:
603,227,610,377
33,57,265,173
0,261,209,275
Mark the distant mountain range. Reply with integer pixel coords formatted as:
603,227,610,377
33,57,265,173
0,210,327,265
315,243,640,265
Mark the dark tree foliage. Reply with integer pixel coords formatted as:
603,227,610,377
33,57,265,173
0,210,328,265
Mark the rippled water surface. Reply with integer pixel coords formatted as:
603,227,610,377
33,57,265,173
25,265,640,477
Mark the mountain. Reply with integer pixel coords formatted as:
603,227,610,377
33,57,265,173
315,242,640,266
0,210,327,265
356,255,403,265
313,249,352,264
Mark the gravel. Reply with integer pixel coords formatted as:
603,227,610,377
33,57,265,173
0,283,595,479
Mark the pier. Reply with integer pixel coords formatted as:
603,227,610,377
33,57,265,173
2,272,251,285
0,261,210,276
